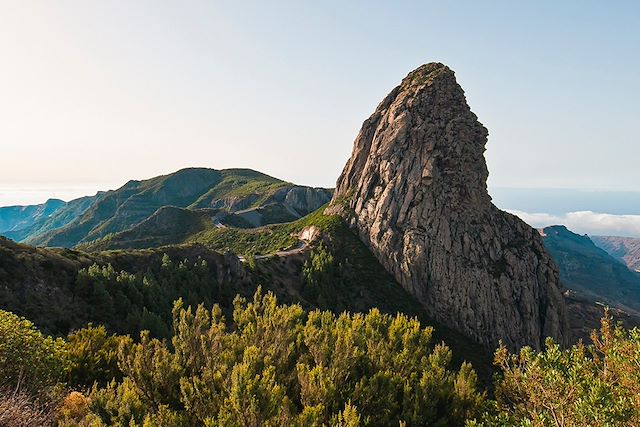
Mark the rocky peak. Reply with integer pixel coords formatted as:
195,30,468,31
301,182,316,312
327,63,568,349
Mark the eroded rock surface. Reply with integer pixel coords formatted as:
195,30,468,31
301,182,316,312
327,63,568,349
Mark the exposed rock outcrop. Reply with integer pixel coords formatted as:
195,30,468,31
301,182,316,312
278,186,333,216
327,63,568,349
211,186,332,220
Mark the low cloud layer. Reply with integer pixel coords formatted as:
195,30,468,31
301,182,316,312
508,210,640,238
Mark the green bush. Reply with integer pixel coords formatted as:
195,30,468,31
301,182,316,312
471,311,640,426
66,324,127,388
6,294,640,426
0,310,68,392
80,289,484,426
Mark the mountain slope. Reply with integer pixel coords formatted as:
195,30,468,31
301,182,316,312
325,63,567,349
26,168,224,247
0,236,245,337
0,215,493,381
0,198,65,234
592,235,640,272
541,225,640,312
3,194,101,242
17,168,331,248
79,207,220,250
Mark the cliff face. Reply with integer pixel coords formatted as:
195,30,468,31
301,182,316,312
274,186,333,216
327,63,568,349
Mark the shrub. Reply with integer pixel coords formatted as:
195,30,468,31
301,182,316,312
66,325,126,388
82,289,484,426
57,391,91,422
471,311,640,426
0,310,68,393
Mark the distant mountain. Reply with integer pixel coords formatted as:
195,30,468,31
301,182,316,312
27,168,225,247
0,198,65,234
541,225,640,313
2,194,101,242
80,185,335,252
592,235,640,272
1,168,332,248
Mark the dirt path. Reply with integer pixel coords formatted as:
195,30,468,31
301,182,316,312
238,240,309,262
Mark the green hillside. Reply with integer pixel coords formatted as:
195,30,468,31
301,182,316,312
0,205,493,380
78,207,218,251
188,168,287,209
3,202,640,426
26,168,225,247
7,168,332,249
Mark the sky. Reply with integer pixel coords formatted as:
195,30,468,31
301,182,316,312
1,1,639,234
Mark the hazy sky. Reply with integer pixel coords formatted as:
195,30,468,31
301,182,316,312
1,1,639,205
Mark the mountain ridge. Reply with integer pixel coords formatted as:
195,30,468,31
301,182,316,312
0,198,65,233
0,168,332,248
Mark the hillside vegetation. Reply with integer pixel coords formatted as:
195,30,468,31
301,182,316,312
0,168,331,249
188,206,340,255
2,291,640,426
3,208,640,425
78,207,220,251
4,55,640,425
0,204,493,375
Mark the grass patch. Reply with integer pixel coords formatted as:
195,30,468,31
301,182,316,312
189,169,289,209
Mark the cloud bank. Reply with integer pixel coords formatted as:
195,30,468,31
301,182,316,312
508,210,640,238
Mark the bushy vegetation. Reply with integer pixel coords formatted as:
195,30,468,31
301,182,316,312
0,242,228,338
2,290,640,426
1,229,490,376
472,311,640,426
63,290,484,426
73,255,220,339
0,310,69,426
4,210,640,425
0,310,68,393
302,243,341,309
66,325,127,388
